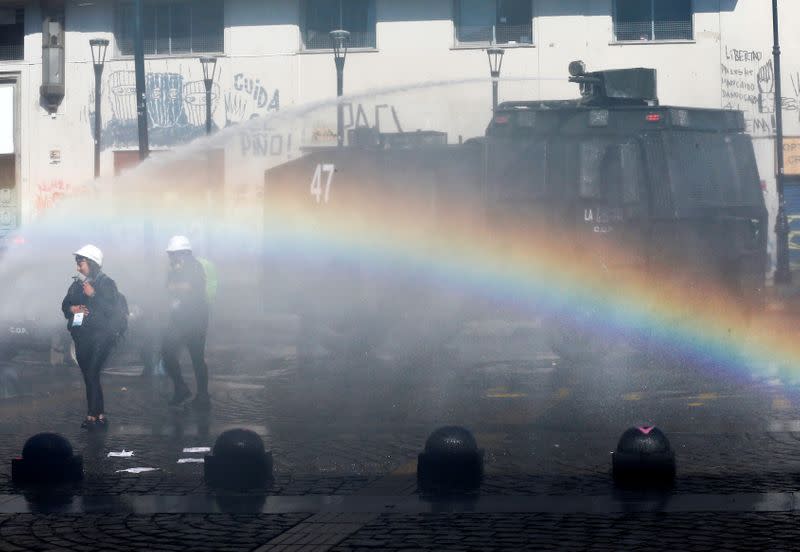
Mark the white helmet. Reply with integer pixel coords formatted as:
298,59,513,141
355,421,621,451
166,235,192,253
73,244,103,267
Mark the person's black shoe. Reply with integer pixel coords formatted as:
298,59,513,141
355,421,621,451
80,418,95,430
190,394,211,410
169,385,192,407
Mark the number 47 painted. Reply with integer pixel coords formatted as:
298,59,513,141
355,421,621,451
310,163,335,204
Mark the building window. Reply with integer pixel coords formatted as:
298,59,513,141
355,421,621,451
0,7,24,61
455,0,532,46
115,0,223,56
302,0,376,50
614,0,692,42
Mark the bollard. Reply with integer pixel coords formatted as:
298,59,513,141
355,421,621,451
11,433,83,486
612,426,675,487
204,429,272,490
417,426,484,493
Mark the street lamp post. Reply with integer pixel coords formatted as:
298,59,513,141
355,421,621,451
199,56,218,255
330,29,350,147
199,56,217,136
133,0,149,161
487,47,505,113
89,38,109,178
772,0,791,284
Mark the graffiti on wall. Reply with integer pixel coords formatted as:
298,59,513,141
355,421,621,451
225,72,280,126
239,121,294,158
343,103,404,134
84,67,412,160
101,70,222,148
34,179,88,216
85,69,281,150
298,102,404,153
721,45,800,135
237,102,405,157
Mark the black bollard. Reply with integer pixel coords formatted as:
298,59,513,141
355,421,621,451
204,429,273,490
612,426,675,487
11,433,83,486
417,426,484,493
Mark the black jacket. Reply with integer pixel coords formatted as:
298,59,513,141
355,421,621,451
61,272,119,338
167,255,208,328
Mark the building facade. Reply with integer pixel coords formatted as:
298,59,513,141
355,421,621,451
1,0,799,270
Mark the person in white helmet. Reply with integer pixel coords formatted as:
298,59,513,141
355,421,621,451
162,235,210,408
61,244,120,430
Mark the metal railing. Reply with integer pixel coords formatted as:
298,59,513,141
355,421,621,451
456,23,533,45
0,44,23,61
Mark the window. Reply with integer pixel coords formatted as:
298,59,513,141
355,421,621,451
0,7,24,61
115,0,223,56
578,139,642,204
614,0,692,42
669,134,762,210
302,0,376,50
455,0,532,46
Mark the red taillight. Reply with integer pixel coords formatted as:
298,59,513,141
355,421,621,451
493,115,510,124
12,236,24,245
645,113,662,122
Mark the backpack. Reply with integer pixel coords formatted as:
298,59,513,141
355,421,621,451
96,273,129,337
111,291,129,337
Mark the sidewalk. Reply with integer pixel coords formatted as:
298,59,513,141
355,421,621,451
2,301,800,550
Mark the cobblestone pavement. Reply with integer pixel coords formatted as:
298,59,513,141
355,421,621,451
0,513,309,551
329,512,800,551
2,318,800,549
2,511,799,551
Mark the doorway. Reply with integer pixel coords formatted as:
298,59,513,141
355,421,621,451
0,74,19,250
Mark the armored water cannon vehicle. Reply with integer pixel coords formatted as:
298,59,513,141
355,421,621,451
568,61,658,106
486,63,764,295
486,62,766,357
264,63,767,361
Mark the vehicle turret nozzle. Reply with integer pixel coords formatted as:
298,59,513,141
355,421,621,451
567,64,659,107
568,60,587,77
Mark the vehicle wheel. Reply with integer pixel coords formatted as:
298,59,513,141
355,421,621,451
0,367,20,398
0,345,18,362
547,328,602,363
49,334,77,367
545,314,611,363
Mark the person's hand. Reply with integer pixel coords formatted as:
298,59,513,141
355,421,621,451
70,305,89,315
82,282,95,297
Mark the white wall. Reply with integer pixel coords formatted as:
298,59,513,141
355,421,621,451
0,0,798,258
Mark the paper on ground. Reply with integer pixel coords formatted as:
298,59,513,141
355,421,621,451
182,447,211,453
177,458,205,464
115,467,159,474
107,450,134,458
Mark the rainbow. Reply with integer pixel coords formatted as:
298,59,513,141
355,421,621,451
259,186,792,381
16,150,797,385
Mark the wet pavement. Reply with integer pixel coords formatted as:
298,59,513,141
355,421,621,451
2,315,800,550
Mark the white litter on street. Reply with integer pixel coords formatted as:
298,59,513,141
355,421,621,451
182,447,211,453
107,450,134,458
115,467,159,474
177,458,205,464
